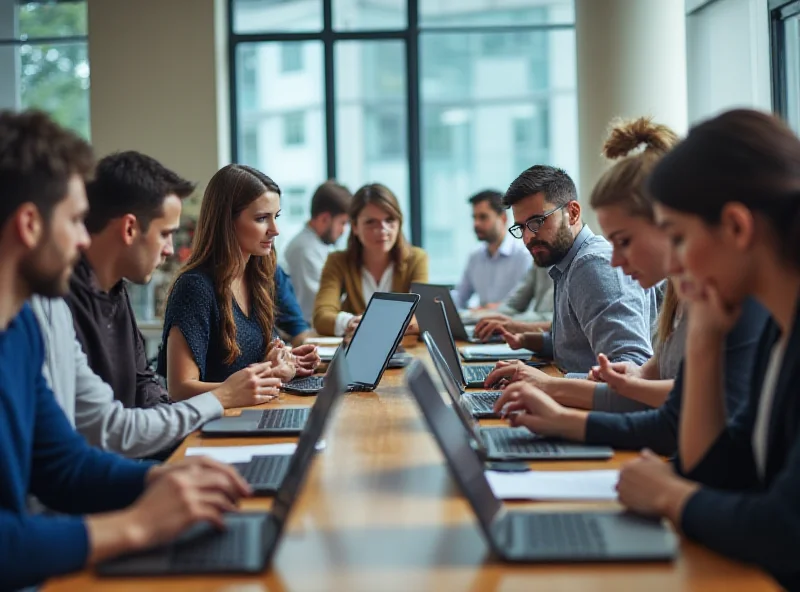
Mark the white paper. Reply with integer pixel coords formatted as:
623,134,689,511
186,443,298,463
460,344,534,357
305,336,343,346
485,470,619,501
317,346,339,359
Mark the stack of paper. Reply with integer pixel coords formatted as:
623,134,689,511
186,440,326,464
305,336,343,346
485,469,619,501
460,344,534,360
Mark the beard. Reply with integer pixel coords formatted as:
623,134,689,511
319,226,337,246
20,238,77,298
526,219,573,267
475,227,500,244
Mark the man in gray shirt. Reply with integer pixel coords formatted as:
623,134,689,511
283,181,352,322
30,296,261,459
495,165,658,374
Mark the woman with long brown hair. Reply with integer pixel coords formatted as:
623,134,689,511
158,164,300,402
313,183,428,336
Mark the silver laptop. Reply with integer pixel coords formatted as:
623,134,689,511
282,292,419,395
410,282,503,343
97,354,350,576
423,332,613,461
405,361,677,563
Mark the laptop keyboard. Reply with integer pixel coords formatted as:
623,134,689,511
463,365,494,384
285,375,324,391
482,428,563,455
464,391,500,413
170,521,251,569
256,408,309,430
516,513,606,555
234,455,291,487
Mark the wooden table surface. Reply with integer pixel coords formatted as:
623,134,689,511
45,339,778,591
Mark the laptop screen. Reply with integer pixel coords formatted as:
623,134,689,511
345,294,417,386
414,297,465,385
405,361,502,538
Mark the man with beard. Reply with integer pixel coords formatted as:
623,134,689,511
488,165,659,374
453,190,532,310
0,110,250,589
284,180,352,322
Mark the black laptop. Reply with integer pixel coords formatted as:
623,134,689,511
282,292,419,395
230,353,348,494
416,297,519,388
97,354,350,576
411,282,503,343
423,334,613,461
405,361,677,563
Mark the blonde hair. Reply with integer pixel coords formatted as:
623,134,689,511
590,116,680,345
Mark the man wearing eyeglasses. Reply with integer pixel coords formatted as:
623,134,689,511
484,165,659,377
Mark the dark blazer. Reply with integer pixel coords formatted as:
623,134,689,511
678,296,800,590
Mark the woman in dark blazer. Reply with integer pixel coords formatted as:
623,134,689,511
613,109,800,590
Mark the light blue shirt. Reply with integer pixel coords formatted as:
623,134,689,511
454,234,532,308
540,225,659,373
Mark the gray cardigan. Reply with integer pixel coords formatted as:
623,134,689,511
30,296,223,459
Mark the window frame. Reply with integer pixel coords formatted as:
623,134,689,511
227,0,574,246
770,0,800,123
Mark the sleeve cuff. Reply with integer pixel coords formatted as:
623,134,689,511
540,331,553,358
334,312,355,337
185,391,225,420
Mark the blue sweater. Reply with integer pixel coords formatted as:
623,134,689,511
0,304,152,591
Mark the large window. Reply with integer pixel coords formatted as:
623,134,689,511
230,0,577,283
0,0,90,137
772,0,800,133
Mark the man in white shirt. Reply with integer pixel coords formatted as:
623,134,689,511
453,189,531,310
283,181,352,322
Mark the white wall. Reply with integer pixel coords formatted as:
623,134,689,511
686,0,772,123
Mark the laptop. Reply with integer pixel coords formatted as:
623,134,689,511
421,330,502,418
281,292,419,395
416,297,531,388
97,353,351,576
410,282,503,343
231,353,348,494
405,361,677,562
422,336,613,461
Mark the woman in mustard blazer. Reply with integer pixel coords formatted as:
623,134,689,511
313,183,428,336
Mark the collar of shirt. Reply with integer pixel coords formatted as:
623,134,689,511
74,255,126,299
303,223,335,252
550,224,593,280
483,233,517,260
361,263,394,294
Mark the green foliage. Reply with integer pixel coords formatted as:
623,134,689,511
17,2,90,138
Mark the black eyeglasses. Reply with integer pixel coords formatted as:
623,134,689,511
508,203,567,239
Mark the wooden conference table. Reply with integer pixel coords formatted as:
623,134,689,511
46,338,777,592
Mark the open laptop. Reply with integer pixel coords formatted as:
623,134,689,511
422,330,502,418
231,352,348,494
97,354,350,576
423,336,612,461
416,297,514,388
405,361,677,562
410,282,503,343
282,292,419,395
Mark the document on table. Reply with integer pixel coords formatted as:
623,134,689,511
186,441,326,464
318,346,339,361
485,469,619,501
306,336,343,346
460,344,534,360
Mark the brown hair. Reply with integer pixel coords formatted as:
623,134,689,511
0,110,94,229
171,164,279,364
347,183,410,269
648,108,800,269
310,180,352,218
591,117,681,344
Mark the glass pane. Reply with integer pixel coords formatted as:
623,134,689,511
17,1,88,39
335,40,410,236
333,0,406,31
420,29,577,284
784,15,800,134
16,42,91,138
420,0,573,28
233,0,322,33
235,42,326,252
